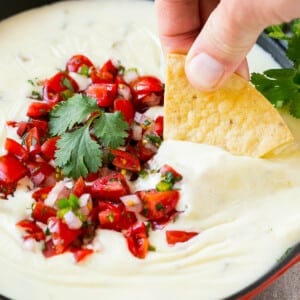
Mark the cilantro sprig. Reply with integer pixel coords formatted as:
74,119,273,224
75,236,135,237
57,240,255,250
49,94,129,179
251,19,300,118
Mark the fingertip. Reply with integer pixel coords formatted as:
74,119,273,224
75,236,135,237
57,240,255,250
185,52,225,91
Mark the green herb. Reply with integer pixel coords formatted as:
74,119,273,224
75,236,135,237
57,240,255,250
148,244,156,252
251,19,300,118
156,181,173,192
145,134,161,146
62,77,75,92
143,119,151,127
107,213,115,223
138,169,148,179
28,79,35,86
45,227,50,236
57,194,81,219
155,202,165,211
49,94,128,178
31,90,42,100
79,65,90,77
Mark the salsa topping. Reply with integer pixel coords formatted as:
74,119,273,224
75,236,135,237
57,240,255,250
0,54,199,262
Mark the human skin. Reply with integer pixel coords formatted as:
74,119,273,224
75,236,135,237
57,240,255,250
155,0,300,91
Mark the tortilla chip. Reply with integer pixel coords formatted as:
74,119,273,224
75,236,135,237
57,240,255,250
164,53,294,157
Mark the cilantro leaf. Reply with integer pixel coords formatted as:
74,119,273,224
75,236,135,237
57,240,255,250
49,94,101,136
251,69,299,108
55,125,103,178
287,35,300,67
94,111,129,148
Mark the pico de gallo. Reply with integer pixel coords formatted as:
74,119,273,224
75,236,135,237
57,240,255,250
0,54,199,262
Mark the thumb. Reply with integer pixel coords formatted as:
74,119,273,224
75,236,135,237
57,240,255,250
185,0,300,91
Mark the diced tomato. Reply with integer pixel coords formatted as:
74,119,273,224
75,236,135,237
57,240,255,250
43,72,79,103
91,173,130,200
26,102,52,118
73,248,94,263
23,127,41,156
73,176,86,197
137,140,156,162
27,161,56,187
41,137,60,161
98,200,136,231
160,164,182,182
131,76,164,112
154,116,164,137
5,138,29,161
166,230,199,245
0,154,28,184
66,54,94,73
42,239,59,258
16,219,45,241
124,222,149,259
48,217,82,254
138,190,180,221
113,98,135,124
90,67,114,84
32,186,54,202
86,83,117,107
111,149,141,172
100,59,119,76
32,202,57,224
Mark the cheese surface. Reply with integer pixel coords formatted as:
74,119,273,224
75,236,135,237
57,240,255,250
0,1,299,300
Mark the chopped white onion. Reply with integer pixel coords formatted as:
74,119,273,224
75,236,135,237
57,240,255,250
79,193,93,216
44,181,66,207
69,72,91,91
132,123,143,141
118,83,131,99
23,238,37,252
64,210,82,230
120,194,142,213
124,69,139,83
134,112,152,125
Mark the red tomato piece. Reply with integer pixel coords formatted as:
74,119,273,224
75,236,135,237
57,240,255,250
27,161,56,187
32,185,54,202
111,149,141,172
16,219,45,241
26,102,52,118
137,140,156,162
86,83,117,107
113,98,135,124
154,116,164,137
160,164,182,182
66,54,94,73
98,200,137,231
43,72,79,103
24,127,41,156
138,190,180,221
100,59,119,76
0,154,28,184
42,239,59,258
73,248,94,263
131,76,164,112
41,137,60,161
32,202,57,224
5,138,29,161
124,222,149,259
73,176,86,197
90,67,114,84
166,230,199,245
48,217,82,254
91,173,130,200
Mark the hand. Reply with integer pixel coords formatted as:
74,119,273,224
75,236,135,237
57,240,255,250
156,0,300,91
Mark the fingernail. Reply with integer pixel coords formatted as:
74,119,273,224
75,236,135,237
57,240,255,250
186,53,224,90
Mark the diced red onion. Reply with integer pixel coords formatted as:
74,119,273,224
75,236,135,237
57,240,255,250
120,194,142,213
64,210,82,230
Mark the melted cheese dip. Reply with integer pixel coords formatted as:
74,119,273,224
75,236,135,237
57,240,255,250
0,1,299,300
